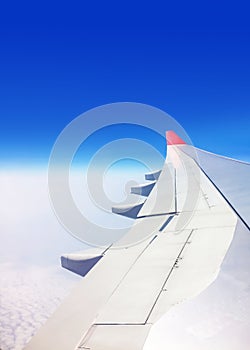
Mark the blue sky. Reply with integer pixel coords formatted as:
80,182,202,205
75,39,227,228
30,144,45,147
71,124,166,168
0,0,250,166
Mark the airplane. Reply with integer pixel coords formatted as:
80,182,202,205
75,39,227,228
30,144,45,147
24,130,250,350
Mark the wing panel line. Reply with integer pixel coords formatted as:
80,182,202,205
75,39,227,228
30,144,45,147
144,229,194,324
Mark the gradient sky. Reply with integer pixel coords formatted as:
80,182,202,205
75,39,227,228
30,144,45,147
1,3,250,348
0,1,250,166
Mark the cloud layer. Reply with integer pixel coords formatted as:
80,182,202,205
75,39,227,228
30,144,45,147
0,262,77,350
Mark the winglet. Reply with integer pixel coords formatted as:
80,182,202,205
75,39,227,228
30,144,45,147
166,130,186,145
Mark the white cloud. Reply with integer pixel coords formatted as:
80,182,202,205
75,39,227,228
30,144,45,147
0,262,77,350
0,169,84,349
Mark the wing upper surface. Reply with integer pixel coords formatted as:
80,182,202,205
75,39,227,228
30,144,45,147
25,139,245,350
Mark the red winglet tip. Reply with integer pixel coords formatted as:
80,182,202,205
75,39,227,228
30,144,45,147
166,130,186,145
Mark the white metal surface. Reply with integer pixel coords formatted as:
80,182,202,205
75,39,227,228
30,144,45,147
144,219,250,350
138,163,176,216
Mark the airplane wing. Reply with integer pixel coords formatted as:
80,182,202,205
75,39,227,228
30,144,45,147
25,131,250,350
